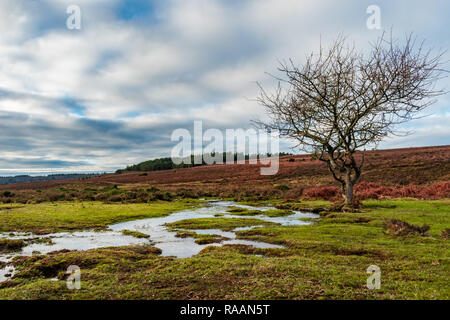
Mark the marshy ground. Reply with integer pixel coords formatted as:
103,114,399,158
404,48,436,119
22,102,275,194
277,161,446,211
0,198,448,299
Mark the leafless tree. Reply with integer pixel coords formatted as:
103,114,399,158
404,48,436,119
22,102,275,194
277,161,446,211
255,33,447,204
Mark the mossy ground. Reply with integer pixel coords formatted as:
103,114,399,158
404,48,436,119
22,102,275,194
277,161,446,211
174,230,230,244
0,200,201,234
0,199,448,299
0,239,26,253
121,230,151,239
166,217,277,231
226,207,294,217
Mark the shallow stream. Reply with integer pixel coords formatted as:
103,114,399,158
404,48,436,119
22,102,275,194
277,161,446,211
0,200,318,282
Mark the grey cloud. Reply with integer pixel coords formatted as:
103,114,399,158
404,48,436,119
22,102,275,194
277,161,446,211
0,0,449,173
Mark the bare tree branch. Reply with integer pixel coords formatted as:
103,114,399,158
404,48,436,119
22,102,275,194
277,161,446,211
254,33,448,204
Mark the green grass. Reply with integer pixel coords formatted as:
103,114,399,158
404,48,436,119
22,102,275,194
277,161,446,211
262,209,295,217
0,199,448,299
166,217,278,231
226,207,294,217
227,207,263,216
0,203,25,209
0,200,201,234
174,230,230,244
121,230,150,239
0,239,26,253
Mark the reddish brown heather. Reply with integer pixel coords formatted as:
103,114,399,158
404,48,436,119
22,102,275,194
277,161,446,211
1,145,449,201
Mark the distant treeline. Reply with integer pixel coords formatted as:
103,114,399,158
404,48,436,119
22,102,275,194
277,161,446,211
0,173,102,185
116,152,293,174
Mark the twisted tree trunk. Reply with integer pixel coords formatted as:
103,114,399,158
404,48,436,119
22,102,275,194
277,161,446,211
344,171,354,203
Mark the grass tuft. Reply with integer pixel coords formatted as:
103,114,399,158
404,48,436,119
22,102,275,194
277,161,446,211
0,239,26,252
384,219,430,236
121,230,150,239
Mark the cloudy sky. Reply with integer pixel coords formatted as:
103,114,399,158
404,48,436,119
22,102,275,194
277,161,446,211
0,0,449,175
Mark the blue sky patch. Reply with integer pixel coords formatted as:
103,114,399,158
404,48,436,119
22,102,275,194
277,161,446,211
63,96,86,117
117,0,156,21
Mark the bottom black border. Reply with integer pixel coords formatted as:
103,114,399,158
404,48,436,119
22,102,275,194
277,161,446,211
0,300,446,319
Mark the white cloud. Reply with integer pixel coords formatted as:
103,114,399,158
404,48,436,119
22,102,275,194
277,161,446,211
0,0,449,174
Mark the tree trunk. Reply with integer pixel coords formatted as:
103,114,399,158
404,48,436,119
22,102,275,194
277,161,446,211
344,173,354,204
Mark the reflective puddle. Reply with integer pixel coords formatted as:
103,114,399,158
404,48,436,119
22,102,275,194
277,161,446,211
0,200,318,282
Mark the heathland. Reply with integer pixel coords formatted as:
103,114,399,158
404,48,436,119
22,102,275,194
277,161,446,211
0,146,448,299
